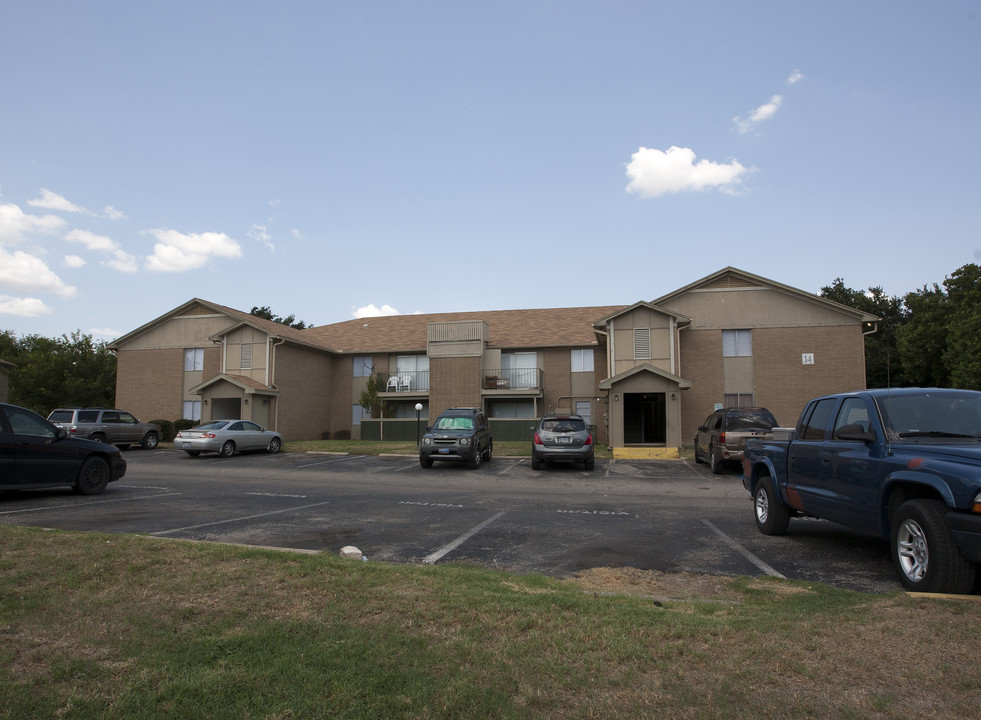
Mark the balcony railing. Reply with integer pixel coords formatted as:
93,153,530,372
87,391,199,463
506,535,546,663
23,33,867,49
378,370,430,393
482,368,543,390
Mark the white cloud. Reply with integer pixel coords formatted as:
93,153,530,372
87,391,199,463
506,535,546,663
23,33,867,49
0,202,66,244
28,188,93,215
353,303,400,318
625,146,749,198
64,254,86,268
787,70,804,86
0,246,77,297
733,94,783,134
104,205,126,220
0,295,54,317
248,224,275,252
65,228,116,252
144,229,242,272
65,228,138,273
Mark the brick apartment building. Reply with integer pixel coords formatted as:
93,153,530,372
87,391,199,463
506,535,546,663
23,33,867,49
110,267,877,456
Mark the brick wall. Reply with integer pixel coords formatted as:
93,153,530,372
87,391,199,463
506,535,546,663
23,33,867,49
429,356,481,416
115,347,184,422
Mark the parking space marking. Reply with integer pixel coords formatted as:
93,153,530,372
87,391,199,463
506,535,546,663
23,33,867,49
701,519,786,578
151,501,333,536
493,459,524,475
422,510,507,565
295,455,366,469
246,492,308,499
0,492,182,516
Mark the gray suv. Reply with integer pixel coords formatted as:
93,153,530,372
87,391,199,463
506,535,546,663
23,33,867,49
47,408,161,450
419,407,493,469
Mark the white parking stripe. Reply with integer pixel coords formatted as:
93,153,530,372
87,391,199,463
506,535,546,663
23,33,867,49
151,501,332,536
701,519,786,578
295,455,366,468
422,510,507,565
0,492,182,515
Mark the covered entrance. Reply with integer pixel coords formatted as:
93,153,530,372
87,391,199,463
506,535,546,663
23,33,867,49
623,393,666,444
599,364,691,458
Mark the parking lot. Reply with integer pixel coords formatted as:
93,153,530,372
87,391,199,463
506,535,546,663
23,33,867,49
0,448,904,593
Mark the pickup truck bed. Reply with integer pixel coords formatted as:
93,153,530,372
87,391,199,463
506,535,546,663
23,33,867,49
742,388,981,594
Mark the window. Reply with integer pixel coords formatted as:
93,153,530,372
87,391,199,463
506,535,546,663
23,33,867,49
834,397,871,438
241,343,252,369
724,394,755,408
799,398,837,441
633,329,651,360
184,347,204,371
502,352,537,388
183,401,202,421
352,403,370,425
353,356,372,377
571,349,594,372
722,330,752,357
576,400,592,425
396,355,430,390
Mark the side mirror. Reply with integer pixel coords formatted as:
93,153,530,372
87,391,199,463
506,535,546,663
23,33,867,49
56,427,69,440
835,424,875,443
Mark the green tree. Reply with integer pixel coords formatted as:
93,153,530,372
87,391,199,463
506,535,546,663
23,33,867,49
0,330,116,414
940,263,981,389
896,283,948,387
250,306,312,329
820,278,908,388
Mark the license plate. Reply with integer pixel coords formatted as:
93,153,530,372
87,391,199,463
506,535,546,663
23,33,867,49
558,437,572,444
182,442,191,448
439,449,450,454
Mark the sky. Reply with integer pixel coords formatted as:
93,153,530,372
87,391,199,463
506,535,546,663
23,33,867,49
2,1,980,341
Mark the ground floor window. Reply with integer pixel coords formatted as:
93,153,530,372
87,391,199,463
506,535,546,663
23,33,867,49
724,393,755,408
575,400,592,425
390,401,429,419
182,400,201,421
488,400,536,418
352,403,370,425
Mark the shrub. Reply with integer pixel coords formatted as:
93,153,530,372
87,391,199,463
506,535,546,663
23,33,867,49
151,419,175,442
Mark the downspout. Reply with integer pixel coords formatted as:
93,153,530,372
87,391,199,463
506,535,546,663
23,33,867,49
270,337,285,430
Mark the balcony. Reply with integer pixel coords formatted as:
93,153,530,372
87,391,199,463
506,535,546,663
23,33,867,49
377,370,430,394
482,368,543,391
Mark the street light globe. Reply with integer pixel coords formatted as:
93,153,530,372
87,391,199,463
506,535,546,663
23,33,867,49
415,403,423,412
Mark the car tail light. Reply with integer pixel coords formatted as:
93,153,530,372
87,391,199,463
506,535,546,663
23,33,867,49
719,432,726,444
585,433,593,445
201,432,217,438
534,432,543,445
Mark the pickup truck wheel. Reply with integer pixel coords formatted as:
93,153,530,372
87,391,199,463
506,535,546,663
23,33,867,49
754,477,790,535
892,499,976,594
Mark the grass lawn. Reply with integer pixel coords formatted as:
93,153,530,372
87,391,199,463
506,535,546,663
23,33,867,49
1,525,978,719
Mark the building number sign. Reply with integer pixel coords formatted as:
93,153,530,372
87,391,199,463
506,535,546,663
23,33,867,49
802,353,815,365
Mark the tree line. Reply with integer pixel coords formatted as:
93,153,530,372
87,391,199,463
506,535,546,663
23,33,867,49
820,262,981,390
1,269,979,416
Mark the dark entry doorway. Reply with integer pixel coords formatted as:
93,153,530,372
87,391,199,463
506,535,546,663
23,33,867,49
623,393,666,444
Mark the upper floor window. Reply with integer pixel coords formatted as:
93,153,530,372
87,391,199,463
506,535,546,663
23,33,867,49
571,349,594,372
633,329,651,360
184,348,204,372
722,329,752,357
353,355,372,377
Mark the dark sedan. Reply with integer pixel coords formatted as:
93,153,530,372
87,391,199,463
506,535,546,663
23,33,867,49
0,402,126,495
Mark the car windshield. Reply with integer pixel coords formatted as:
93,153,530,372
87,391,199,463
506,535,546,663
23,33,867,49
727,411,777,431
877,392,981,441
434,417,474,431
542,419,586,433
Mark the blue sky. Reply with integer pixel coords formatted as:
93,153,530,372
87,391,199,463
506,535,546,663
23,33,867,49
2,1,979,340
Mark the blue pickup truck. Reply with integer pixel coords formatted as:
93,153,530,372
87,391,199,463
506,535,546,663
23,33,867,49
742,388,981,594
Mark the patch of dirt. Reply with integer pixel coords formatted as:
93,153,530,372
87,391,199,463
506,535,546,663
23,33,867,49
566,566,746,602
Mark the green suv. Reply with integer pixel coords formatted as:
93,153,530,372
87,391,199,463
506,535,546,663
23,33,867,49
47,408,161,450
419,407,493,469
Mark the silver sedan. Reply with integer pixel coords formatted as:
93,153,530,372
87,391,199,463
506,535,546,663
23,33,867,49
176,420,283,457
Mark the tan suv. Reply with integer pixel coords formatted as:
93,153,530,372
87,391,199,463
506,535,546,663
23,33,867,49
693,407,777,474
47,408,161,450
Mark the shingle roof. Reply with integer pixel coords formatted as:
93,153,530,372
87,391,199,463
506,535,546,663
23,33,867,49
302,305,627,354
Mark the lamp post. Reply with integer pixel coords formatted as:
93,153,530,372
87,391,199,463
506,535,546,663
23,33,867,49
415,403,424,445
